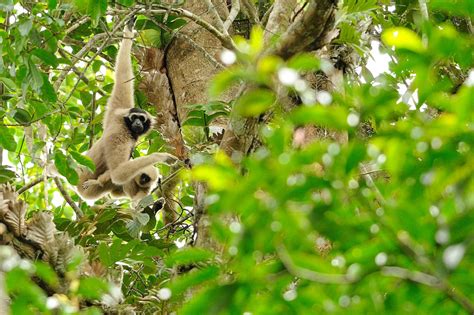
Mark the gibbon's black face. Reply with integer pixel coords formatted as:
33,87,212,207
139,173,151,186
124,108,151,139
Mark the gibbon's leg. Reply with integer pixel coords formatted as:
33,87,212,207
77,178,111,200
81,170,111,188
96,170,111,185
109,153,177,185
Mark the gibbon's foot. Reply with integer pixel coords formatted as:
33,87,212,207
184,158,192,168
152,197,165,213
82,179,102,190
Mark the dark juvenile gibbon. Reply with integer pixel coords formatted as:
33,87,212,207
77,18,176,201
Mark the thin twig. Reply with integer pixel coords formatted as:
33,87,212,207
54,33,109,91
17,177,45,195
145,17,224,69
151,166,184,194
381,266,441,287
89,92,97,149
53,177,84,218
58,49,106,96
0,110,62,127
60,10,138,107
111,5,236,50
65,16,91,35
277,245,353,284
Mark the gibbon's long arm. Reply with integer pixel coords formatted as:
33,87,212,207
104,22,135,129
109,153,176,185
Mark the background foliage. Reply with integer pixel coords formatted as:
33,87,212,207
0,0,473,314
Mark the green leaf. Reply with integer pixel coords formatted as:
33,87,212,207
234,89,275,117
48,0,58,10
40,74,57,102
92,60,102,73
169,266,220,296
135,212,150,226
74,0,107,26
183,115,206,127
98,242,113,266
34,262,59,288
54,151,79,185
0,127,17,152
32,48,58,67
77,277,109,299
125,214,149,238
13,108,31,124
28,58,43,90
138,29,162,47
334,22,362,46
291,106,349,130
165,248,215,267
382,27,425,53
70,151,95,172
142,205,157,233
181,284,238,315
209,69,246,97
117,0,134,6
345,142,366,173
137,195,155,209
96,208,117,223
0,165,16,183
18,19,33,36
249,26,264,56
167,18,187,30
431,0,474,18
343,0,378,14
0,77,16,91
80,91,92,106
287,53,321,71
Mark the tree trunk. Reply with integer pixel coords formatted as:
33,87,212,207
166,0,229,121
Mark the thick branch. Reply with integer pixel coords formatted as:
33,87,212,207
241,0,259,25
223,0,240,31
203,0,228,35
220,0,339,155
269,0,338,59
263,0,297,43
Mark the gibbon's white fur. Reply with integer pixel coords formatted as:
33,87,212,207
76,18,176,201
79,165,159,201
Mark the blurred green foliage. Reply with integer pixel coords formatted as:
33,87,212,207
0,0,473,314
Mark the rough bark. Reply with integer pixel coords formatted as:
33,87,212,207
158,0,340,248
220,0,339,157
163,0,231,249
263,0,297,43
269,0,338,59
137,47,188,225
166,0,230,121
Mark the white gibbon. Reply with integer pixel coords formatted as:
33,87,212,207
76,17,176,201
